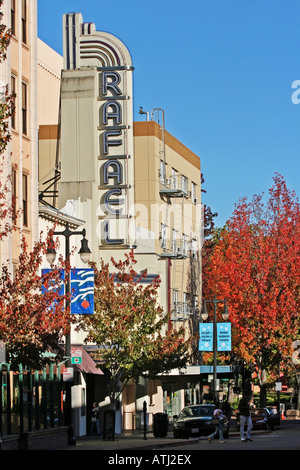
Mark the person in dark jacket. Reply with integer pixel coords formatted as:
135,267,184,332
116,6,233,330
90,402,101,435
238,396,253,441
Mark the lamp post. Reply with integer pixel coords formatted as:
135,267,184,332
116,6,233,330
46,222,91,444
201,295,229,404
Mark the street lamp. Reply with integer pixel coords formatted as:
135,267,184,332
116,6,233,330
201,295,229,404
46,224,91,265
46,222,91,444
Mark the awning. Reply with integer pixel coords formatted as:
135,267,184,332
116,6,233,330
72,346,103,375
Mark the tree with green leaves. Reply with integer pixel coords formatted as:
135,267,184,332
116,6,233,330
77,251,189,409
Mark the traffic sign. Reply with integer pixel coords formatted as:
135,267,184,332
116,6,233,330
71,347,82,364
63,367,74,382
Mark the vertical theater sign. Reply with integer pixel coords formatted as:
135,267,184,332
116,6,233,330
60,13,135,256
100,68,133,246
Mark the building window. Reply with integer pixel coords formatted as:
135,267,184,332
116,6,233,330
172,289,180,314
191,182,197,203
22,82,27,135
191,238,198,259
22,0,27,44
192,295,199,315
160,160,166,185
181,175,188,195
22,173,28,226
160,223,167,248
11,0,16,37
12,167,17,224
183,234,189,256
171,228,178,252
171,168,178,189
183,292,190,317
11,76,16,129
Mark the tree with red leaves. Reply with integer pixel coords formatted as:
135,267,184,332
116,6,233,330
203,175,300,406
0,5,72,369
77,251,188,409
0,235,73,369
0,1,16,240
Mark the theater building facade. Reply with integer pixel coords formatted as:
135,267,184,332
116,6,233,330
44,12,203,435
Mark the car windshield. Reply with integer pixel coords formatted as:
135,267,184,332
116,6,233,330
182,406,214,417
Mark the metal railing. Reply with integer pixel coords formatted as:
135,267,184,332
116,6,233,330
0,363,64,437
171,302,193,321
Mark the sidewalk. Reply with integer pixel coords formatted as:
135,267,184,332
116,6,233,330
66,431,199,451
63,418,300,451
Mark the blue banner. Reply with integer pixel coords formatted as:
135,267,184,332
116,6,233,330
42,268,94,314
70,269,94,314
199,323,213,351
199,322,232,352
42,269,65,296
217,322,231,351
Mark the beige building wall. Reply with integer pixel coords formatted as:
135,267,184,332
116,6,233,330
37,39,63,206
0,0,38,272
38,39,62,126
133,120,202,324
38,12,203,429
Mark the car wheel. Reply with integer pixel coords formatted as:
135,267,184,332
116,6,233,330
173,430,181,439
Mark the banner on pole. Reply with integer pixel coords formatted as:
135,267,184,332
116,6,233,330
199,323,213,351
42,268,94,314
199,322,232,352
70,268,94,314
217,322,231,351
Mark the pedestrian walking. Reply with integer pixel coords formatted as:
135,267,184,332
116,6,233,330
90,402,101,435
221,399,232,427
208,405,226,443
238,395,253,441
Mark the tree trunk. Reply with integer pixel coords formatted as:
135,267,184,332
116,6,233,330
297,372,300,411
260,383,267,407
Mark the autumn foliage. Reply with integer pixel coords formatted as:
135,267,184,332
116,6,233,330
0,236,73,369
203,175,300,383
0,4,74,369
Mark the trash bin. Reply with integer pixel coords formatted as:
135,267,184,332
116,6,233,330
153,412,168,437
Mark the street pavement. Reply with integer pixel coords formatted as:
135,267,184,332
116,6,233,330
61,418,300,451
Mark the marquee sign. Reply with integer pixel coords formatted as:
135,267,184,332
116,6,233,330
98,69,131,246
62,13,135,250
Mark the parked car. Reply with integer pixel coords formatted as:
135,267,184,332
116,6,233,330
173,404,229,439
265,407,281,430
236,407,280,431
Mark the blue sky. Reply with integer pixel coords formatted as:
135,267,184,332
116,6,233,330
38,0,300,227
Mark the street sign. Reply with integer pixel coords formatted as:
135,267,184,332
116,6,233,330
71,347,82,365
275,382,282,391
0,341,6,363
63,367,74,382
